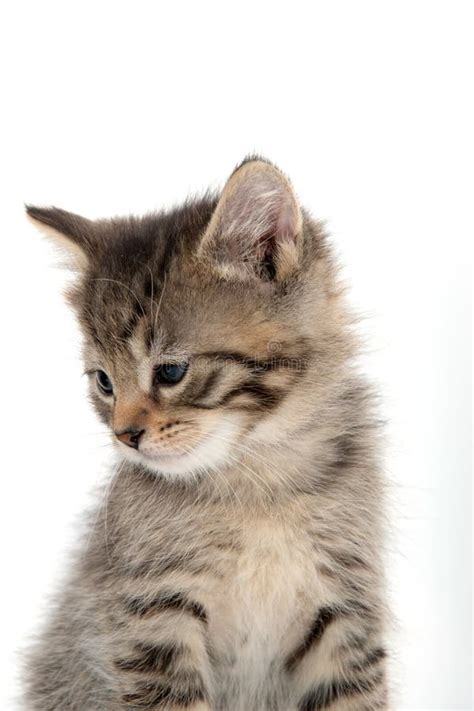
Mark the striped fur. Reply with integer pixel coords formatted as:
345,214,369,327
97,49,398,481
23,158,388,710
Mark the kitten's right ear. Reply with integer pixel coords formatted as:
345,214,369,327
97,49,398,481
25,205,97,269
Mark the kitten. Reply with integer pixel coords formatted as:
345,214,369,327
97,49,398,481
24,158,388,710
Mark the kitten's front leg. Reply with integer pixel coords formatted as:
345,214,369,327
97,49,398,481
287,602,388,711
110,588,213,711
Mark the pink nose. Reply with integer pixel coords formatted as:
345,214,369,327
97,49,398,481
115,427,145,450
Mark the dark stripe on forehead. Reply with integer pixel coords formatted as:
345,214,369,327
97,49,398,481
119,309,142,340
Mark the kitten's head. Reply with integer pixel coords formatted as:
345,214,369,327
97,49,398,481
27,158,343,480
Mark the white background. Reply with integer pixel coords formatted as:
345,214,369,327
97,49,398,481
0,2,471,709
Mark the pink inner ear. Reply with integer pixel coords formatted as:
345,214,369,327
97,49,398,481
201,161,301,279
276,194,299,243
254,191,299,275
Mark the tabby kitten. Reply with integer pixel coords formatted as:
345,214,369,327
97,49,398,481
24,158,388,710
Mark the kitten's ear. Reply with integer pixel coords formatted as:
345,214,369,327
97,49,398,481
199,159,303,281
26,205,97,269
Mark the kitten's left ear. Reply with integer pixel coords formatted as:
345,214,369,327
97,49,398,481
26,205,97,269
199,159,303,281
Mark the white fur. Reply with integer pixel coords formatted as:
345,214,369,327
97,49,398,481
116,413,243,478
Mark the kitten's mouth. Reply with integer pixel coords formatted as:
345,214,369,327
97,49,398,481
115,416,240,478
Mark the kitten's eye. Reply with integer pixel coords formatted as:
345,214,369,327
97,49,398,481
154,362,189,385
96,370,113,395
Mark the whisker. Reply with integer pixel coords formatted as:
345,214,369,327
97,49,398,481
153,271,167,335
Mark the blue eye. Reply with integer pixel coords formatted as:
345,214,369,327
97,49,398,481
154,362,189,385
96,369,113,395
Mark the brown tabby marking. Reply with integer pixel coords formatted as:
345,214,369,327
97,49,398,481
23,157,388,711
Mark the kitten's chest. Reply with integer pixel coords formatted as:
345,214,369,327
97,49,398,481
209,517,319,677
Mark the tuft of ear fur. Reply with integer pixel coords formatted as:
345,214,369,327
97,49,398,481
26,205,96,270
199,158,303,281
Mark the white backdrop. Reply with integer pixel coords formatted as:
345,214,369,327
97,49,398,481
0,2,471,709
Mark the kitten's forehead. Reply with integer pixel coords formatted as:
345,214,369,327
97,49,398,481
82,268,283,384
74,191,303,372
73,196,218,348
81,261,268,359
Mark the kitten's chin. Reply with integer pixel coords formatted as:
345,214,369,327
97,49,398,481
115,416,241,479
122,448,198,477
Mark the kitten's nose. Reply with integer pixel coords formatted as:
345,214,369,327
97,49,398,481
115,427,145,450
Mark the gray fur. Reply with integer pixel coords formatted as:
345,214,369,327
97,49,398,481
24,158,389,710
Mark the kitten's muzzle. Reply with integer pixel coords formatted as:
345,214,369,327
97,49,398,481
115,427,145,450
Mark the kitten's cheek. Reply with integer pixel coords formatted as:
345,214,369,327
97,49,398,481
88,390,113,425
